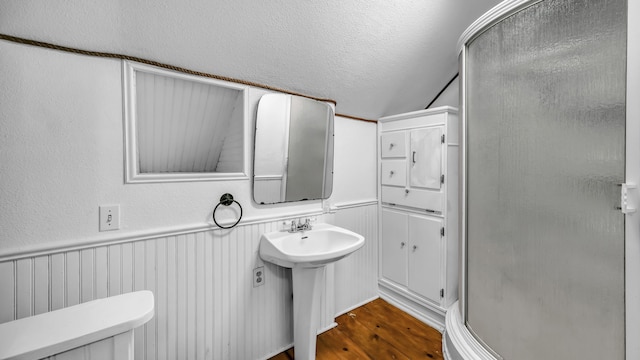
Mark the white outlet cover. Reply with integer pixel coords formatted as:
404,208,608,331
253,266,265,287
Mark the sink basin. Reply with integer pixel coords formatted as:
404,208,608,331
259,223,365,268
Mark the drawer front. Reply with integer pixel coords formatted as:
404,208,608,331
381,132,406,158
381,186,444,213
381,160,406,186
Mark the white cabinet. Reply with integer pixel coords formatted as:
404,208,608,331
380,125,446,213
382,208,443,304
377,106,458,328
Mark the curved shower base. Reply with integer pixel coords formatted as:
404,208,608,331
442,302,495,360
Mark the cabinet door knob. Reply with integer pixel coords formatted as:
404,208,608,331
412,151,417,164
412,245,418,252
405,189,410,194
400,242,406,248
389,143,395,149
390,170,394,176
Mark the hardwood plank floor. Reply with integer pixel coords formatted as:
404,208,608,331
268,298,443,360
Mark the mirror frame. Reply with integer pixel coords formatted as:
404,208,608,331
253,93,334,204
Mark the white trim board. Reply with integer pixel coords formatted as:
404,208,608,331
0,199,378,263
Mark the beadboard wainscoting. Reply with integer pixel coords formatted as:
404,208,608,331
0,202,378,360
328,201,380,315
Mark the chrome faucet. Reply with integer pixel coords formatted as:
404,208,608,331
301,218,312,231
288,218,312,232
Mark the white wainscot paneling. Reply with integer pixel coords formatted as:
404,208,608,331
42,332,132,360
0,204,379,360
0,220,293,360
330,203,380,315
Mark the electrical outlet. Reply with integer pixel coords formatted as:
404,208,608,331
99,205,120,231
253,266,265,287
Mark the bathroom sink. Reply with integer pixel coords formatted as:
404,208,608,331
260,222,365,359
259,223,365,268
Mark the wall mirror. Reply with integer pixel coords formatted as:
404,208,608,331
253,94,334,204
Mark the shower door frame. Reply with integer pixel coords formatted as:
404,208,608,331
457,0,640,358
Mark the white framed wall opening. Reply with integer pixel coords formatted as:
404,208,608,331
123,61,249,183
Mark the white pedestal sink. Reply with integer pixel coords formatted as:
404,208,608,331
259,223,365,360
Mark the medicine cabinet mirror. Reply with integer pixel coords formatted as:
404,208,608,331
253,94,334,204
123,61,249,183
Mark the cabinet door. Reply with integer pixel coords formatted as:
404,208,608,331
381,208,408,286
410,127,443,190
408,214,442,304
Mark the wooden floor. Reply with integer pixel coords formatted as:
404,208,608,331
269,298,443,360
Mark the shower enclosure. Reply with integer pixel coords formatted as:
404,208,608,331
445,0,640,359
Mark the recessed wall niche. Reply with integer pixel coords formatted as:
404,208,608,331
123,61,249,183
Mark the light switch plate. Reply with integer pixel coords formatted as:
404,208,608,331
99,205,120,231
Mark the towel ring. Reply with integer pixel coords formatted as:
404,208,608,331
212,193,243,229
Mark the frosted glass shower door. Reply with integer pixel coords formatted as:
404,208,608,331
465,0,627,359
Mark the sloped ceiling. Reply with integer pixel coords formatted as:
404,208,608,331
0,0,502,119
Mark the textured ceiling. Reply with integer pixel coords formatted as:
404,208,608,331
0,0,502,119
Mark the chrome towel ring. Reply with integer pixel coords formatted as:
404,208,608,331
212,193,243,229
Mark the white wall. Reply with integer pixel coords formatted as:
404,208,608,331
0,40,379,359
0,40,378,257
428,76,459,109
331,115,378,206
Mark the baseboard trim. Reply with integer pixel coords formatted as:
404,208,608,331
378,280,446,332
318,321,338,334
335,295,380,317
